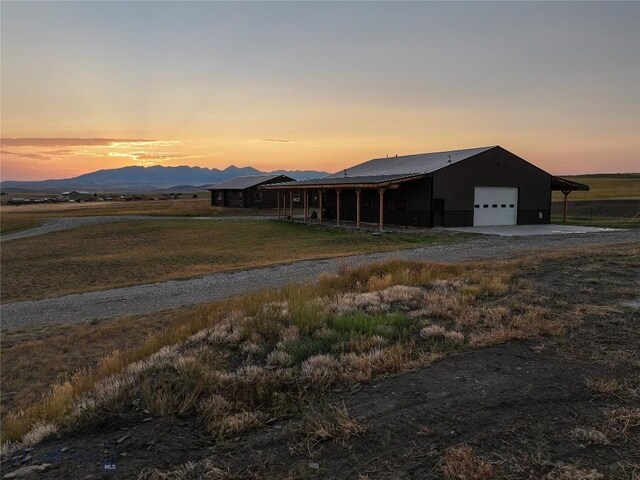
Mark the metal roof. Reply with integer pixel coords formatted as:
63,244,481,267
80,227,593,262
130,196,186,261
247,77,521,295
207,175,289,190
263,173,423,189
262,146,497,189
327,146,496,178
551,176,589,192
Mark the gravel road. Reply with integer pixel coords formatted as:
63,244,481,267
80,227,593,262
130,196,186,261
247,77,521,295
1,229,637,331
0,215,271,241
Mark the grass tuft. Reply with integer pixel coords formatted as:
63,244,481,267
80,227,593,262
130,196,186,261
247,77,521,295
441,444,494,480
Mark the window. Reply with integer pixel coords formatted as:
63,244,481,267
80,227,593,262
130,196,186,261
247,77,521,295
483,204,489,208
509,204,514,208
501,204,506,208
474,204,480,208
217,193,222,201
293,193,300,202
395,199,407,210
254,192,263,202
492,204,498,208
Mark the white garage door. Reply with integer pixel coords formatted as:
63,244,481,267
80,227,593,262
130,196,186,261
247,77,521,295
473,187,518,226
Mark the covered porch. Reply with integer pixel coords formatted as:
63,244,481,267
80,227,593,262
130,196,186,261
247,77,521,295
261,174,427,231
551,176,590,224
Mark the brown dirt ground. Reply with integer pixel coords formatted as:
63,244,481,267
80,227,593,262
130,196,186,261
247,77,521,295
2,250,639,479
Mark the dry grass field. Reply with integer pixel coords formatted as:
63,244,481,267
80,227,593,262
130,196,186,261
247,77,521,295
551,174,639,228
0,309,192,413
1,243,638,478
0,213,42,234
551,215,640,229
1,220,461,303
551,174,640,202
2,176,637,234
0,194,217,216
0,196,249,233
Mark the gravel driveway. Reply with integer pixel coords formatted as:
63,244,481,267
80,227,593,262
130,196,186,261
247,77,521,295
1,229,637,331
0,215,271,242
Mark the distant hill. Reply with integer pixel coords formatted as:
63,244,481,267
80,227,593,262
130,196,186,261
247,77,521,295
0,165,328,194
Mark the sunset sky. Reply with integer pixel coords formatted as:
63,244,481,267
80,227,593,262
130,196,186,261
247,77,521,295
1,1,638,181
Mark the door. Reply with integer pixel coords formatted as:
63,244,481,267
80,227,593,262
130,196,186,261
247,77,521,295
432,199,444,227
473,187,518,226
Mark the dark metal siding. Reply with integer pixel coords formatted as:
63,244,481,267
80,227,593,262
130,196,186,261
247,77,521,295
323,178,431,227
245,186,279,208
432,147,551,227
210,175,293,208
210,190,225,207
224,190,246,208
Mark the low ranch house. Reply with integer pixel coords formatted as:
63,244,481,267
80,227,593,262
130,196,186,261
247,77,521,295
208,174,294,208
261,146,588,229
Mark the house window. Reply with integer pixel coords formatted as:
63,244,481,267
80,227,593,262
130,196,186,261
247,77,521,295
254,192,263,202
217,193,223,201
293,193,301,202
395,199,407,210
238,191,243,198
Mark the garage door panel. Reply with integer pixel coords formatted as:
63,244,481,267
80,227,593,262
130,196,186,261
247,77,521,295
473,187,518,226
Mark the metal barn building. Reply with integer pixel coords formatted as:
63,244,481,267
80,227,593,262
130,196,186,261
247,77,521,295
262,146,588,229
208,175,295,208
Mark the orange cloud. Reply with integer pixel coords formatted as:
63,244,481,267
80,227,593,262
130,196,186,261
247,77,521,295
0,138,155,147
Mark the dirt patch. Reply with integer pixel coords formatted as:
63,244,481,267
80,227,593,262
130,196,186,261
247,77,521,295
4,341,636,479
3,247,639,479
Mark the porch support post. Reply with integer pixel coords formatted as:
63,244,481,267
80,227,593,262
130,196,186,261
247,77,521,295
304,190,309,221
378,187,386,231
277,191,281,219
562,189,570,225
289,190,294,220
355,188,362,229
318,190,323,224
336,189,341,226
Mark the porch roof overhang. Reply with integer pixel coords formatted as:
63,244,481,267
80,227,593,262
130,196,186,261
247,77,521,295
551,176,589,192
260,173,427,190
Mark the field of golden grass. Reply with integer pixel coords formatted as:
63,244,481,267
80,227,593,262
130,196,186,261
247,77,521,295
0,308,191,413
1,220,462,303
3,243,636,450
552,174,640,201
0,195,269,234
2,176,636,234
0,196,218,234
551,215,640,229
0,214,42,234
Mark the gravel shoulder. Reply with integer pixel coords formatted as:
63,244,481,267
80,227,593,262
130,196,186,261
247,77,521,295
1,229,637,331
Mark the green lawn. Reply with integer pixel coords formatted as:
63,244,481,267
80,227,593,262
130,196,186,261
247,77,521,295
0,220,463,303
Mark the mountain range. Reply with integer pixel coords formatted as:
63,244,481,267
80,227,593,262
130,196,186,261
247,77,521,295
0,165,329,194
